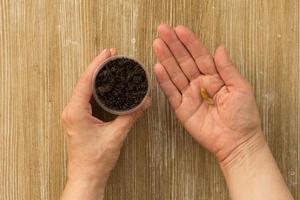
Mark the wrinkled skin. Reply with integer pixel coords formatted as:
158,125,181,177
61,25,292,200
153,24,262,162
61,48,151,189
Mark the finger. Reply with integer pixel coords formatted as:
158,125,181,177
175,25,217,75
153,38,189,91
111,97,152,131
214,45,246,89
110,48,117,56
154,63,182,109
70,49,111,109
158,24,200,80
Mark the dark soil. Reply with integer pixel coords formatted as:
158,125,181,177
94,57,148,111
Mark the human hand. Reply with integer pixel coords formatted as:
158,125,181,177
153,24,264,163
61,48,151,200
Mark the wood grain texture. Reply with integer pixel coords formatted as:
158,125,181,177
0,0,299,199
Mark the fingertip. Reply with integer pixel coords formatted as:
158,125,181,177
174,24,187,33
214,46,221,60
158,23,171,32
154,63,162,73
153,38,162,48
142,97,152,110
214,45,246,88
215,44,226,55
174,25,200,48
90,48,111,68
94,48,111,67
110,48,117,56
100,48,109,54
158,24,178,43
153,39,165,55
219,44,226,49
81,48,111,80
100,48,111,57
174,26,189,43
214,45,232,67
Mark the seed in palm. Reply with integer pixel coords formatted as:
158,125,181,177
200,88,214,105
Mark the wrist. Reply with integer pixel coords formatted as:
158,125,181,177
67,173,108,187
219,131,294,200
67,158,112,182
67,167,109,189
66,164,109,195
61,162,110,200
219,130,267,169
62,177,106,200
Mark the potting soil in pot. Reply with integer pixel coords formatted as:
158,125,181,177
95,57,148,111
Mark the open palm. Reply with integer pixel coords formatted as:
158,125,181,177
153,24,262,161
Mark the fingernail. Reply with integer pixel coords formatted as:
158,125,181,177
110,48,116,55
175,25,183,30
142,98,152,110
222,45,228,55
100,48,108,55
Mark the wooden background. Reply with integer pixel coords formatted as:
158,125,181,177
0,0,299,199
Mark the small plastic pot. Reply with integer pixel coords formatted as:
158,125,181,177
92,56,150,115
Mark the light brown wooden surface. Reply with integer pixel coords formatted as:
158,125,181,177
0,0,299,199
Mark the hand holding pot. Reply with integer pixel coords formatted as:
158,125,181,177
61,48,151,200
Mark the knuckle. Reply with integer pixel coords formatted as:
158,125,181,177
61,107,78,127
118,120,132,131
61,108,69,125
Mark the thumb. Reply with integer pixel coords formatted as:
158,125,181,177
111,97,152,132
214,45,246,89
